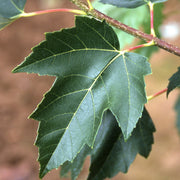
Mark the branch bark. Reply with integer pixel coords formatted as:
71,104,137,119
70,0,180,57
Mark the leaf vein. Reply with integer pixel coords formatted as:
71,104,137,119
51,35,75,50
38,128,65,143
90,89,96,143
80,19,117,50
41,89,88,111
100,75,110,105
47,112,74,122
10,0,24,13
14,49,118,72
64,74,94,80
122,55,131,129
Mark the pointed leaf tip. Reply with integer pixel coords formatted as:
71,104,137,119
109,52,151,140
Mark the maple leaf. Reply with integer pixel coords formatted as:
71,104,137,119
13,16,151,178
88,108,155,180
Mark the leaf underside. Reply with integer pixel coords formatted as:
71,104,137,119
100,0,167,8
13,16,151,178
167,67,180,96
0,0,26,30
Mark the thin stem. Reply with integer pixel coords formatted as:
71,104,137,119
125,41,155,52
69,0,180,57
21,8,86,17
148,2,156,36
147,88,168,101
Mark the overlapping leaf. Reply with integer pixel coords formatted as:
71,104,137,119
61,110,120,180
167,67,180,96
61,108,155,180
0,0,27,30
100,0,167,8
13,16,151,178
88,108,155,180
61,145,91,180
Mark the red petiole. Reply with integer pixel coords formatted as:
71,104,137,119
21,8,86,17
147,88,168,101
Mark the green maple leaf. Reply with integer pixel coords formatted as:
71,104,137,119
88,107,155,180
0,0,27,30
13,16,151,178
100,0,167,8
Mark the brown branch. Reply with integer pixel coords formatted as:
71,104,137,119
70,0,180,57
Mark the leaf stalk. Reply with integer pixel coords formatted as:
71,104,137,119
147,88,168,101
21,8,86,18
148,2,156,37
125,40,155,52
